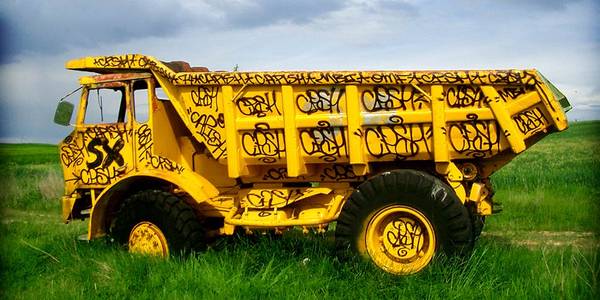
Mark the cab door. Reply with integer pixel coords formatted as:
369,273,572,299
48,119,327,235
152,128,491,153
60,82,135,189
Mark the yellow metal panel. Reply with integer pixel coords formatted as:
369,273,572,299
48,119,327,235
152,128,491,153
507,92,539,115
468,182,492,215
481,86,526,153
362,111,432,124
345,85,368,175
236,117,284,130
430,85,448,162
282,85,307,177
295,114,347,128
533,75,569,131
445,108,494,122
61,195,77,223
222,85,248,177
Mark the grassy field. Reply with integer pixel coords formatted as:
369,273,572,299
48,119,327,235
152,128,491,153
0,122,599,299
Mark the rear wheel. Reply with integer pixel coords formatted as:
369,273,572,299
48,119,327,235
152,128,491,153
110,190,206,256
335,170,474,275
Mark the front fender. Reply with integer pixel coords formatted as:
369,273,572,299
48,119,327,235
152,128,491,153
87,169,219,239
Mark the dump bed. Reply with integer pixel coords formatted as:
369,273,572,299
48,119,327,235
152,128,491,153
67,54,570,179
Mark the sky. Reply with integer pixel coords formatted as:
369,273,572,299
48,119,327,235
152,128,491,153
0,0,598,143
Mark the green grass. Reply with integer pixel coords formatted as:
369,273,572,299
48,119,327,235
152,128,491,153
488,121,600,232
1,122,599,299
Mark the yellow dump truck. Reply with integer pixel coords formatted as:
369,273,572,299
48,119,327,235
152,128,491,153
54,54,570,274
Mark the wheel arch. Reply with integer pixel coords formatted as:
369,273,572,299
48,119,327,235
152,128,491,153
87,170,218,239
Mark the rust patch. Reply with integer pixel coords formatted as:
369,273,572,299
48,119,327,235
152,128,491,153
163,61,209,72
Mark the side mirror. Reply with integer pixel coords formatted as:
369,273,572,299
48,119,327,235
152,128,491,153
54,101,74,126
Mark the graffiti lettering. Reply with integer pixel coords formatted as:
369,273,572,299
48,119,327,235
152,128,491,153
137,124,184,173
236,91,280,117
361,85,428,112
189,110,226,159
83,126,131,143
190,86,218,110
61,125,131,185
498,86,527,102
296,87,344,114
86,137,125,169
449,118,500,158
262,168,288,180
320,164,360,181
245,189,303,208
386,218,423,258
92,55,541,87
299,121,346,162
60,135,85,167
365,116,432,160
67,165,124,185
513,107,547,135
445,86,484,108
241,123,284,163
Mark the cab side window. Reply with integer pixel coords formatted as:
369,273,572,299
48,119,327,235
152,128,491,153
84,88,127,124
133,80,150,124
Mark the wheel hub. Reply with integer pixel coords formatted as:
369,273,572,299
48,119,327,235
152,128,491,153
366,205,436,275
128,221,169,257
381,217,424,260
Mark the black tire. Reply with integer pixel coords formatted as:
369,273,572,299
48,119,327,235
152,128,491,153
110,189,206,255
335,169,474,273
471,213,485,240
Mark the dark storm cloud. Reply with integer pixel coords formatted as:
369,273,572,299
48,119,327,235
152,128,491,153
0,0,342,63
0,0,195,63
0,0,421,63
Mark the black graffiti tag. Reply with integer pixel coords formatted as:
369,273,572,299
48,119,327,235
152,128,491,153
92,55,541,87
498,86,527,102
449,118,500,158
189,110,226,159
86,137,125,169
136,124,184,173
445,86,484,108
299,121,346,162
513,108,546,135
245,189,303,208
365,116,432,160
67,166,124,185
191,86,218,110
296,87,344,114
236,91,281,117
60,135,85,167
262,168,289,180
241,123,284,163
320,164,360,181
361,86,428,112
386,218,423,258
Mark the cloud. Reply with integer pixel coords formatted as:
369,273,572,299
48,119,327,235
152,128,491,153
499,0,583,11
203,0,349,28
0,0,195,63
0,0,598,143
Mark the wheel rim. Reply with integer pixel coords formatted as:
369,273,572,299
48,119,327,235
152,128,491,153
128,221,169,257
365,205,436,275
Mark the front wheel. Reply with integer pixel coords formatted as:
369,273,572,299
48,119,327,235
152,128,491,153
110,190,206,256
335,170,474,275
